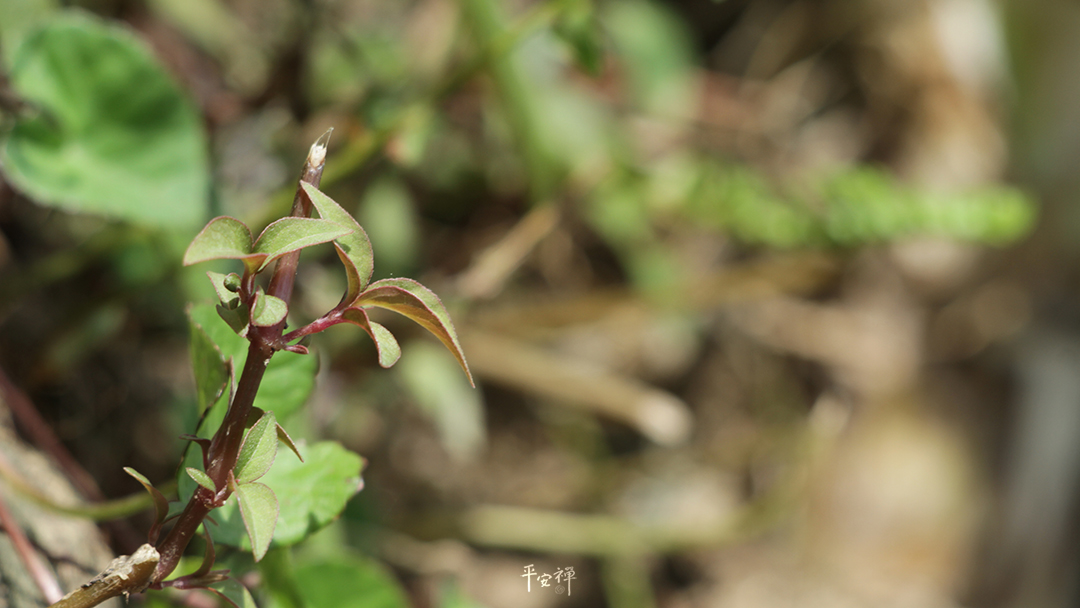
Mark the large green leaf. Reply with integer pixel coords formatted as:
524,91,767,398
211,441,364,551
0,12,209,228
438,580,488,608
293,555,410,608
352,278,472,385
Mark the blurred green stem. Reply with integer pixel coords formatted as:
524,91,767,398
0,451,163,520
451,499,788,556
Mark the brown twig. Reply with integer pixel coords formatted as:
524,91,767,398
0,366,102,502
154,132,329,584
50,545,159,608
0,365,145,551
0,487,64,603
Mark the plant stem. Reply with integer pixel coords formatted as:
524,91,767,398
205,341,271,483
49,133,334,608
260,130,332,345
149,134,331,585
282,310,345,343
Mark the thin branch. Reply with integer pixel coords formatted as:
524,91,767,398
50,545,159,608
0,487,64,603
0,366,102,501
0,449,158,520
151,133,331,586
0,365,147,551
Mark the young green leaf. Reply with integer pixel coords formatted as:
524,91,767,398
250,290,288,328
300,182,375,300
124,467,169,528
185,467,216,493
189,308,231,414
183,217,254,266
207,578,258,608
341,308,402,368
217,302,251,337
207,271,241,310
276,423,304,463
251,217,352,272
352,278,472,385
235,481,278,562
235,411,279,484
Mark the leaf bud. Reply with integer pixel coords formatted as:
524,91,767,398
224,273,242,292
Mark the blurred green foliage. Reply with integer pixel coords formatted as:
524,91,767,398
1,12,209,229
0,0,1041,607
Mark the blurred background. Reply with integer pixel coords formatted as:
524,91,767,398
0,0,1077,606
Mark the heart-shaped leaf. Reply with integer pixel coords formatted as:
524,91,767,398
234,481,278,562
251,217,352,272
0,13,209,228
341,308,401,368
235,411,278,484
185,467,216,493
352,278,472,385
250,290,288,328
300,182,374,300
183,217,254,266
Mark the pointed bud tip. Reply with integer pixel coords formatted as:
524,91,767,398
308,128,334,168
